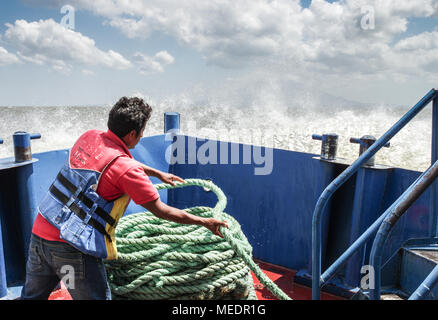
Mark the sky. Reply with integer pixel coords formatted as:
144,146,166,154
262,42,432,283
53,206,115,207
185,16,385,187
0,0,438,106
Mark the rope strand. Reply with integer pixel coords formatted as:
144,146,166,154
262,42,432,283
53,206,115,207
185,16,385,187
105,179,291,300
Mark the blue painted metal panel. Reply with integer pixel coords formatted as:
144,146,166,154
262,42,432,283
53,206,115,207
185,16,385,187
344,167,392,287
0,139,8,296
0,206,7,297
0,130,436,297
324,169,357,271
379,168,431,264
0,155,49,286
16,163,39,262
126,134,172,214
409,256,438,300
0,166,26,285
32,150,69,215
315,160,338,270
402,249,438,299
168,135,323,270
369,161,438,299
430,97,438,237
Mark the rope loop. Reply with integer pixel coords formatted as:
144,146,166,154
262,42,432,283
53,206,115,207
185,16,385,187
105,179,291,300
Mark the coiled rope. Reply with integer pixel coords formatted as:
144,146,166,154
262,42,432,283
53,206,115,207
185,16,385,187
105,179,291,300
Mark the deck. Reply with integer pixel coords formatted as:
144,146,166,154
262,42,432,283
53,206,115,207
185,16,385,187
48,259,344,300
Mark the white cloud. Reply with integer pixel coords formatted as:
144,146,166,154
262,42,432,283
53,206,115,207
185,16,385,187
3,19,131,72
0,46,20,66
154,50,174,65
132,50,174,74
30,0,437,73
14,1,438,90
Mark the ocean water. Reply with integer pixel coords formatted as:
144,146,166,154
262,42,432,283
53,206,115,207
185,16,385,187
0,101,432,172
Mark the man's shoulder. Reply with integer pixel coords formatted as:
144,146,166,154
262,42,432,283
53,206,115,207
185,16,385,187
108,156,142,175
74,129,104,144
80,129,104,138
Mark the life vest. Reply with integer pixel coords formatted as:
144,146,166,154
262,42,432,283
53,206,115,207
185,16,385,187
38,130,131,260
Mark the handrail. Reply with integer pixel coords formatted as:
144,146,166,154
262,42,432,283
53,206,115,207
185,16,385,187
320,171,425,285
409,263,438,300
312,89,437,300
369,160,438,300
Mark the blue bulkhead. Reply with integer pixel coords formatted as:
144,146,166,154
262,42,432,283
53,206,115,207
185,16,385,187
0,133,432,296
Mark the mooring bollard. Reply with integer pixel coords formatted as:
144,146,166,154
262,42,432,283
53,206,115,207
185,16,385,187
164,112,180,134
312,133,339,161
5,132,41,286
350,135,390,167
13,132,41,163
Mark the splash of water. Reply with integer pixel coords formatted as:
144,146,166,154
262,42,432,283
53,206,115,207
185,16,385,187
0,99,432,172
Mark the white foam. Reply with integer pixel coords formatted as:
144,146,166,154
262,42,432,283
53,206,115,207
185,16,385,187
0,100,431,172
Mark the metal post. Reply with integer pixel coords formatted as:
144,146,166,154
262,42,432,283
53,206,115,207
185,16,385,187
312,134,338,160
12,132,41,261
430,96,438,237
0,139,7,298
13,132,41,162
409,264,438,300
164,112,180,134
369,160,438,300
344,166,392,287
350,136,390,167
0,216,7,298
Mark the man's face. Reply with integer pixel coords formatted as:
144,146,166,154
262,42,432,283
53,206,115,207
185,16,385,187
126,125,146,149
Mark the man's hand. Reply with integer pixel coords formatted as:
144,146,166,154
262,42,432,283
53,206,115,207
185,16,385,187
156,172,185,186
142,199,229,238
139,162,185,186
201,218,229,238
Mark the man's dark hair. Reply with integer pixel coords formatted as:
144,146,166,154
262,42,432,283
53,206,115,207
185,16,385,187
108,97,152,138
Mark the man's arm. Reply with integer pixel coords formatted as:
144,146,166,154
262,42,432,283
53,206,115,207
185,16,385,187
141,197,229,238
138,163,184,186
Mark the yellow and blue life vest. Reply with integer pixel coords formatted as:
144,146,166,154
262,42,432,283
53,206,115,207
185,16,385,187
38,130,132,260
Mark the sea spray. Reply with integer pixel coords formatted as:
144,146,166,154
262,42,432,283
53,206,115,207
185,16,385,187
0,102,431,172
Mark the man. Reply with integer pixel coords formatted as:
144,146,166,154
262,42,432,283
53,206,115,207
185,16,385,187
21,97,228,300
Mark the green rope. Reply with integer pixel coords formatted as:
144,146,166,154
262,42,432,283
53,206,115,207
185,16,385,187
105,179,291,300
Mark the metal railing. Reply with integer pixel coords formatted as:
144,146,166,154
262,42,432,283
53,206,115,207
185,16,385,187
369,160,438,299
409,263,438,300
312,89,438,300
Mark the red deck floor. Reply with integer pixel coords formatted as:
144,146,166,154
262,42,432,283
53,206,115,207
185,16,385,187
48,259,344,300
251,259,344,300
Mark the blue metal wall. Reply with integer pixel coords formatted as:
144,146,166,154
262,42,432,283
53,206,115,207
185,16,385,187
168,136,323,270
166,136,431,275
0,133,433,295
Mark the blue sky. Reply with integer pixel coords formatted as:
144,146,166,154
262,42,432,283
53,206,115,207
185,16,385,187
0,0,438,106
